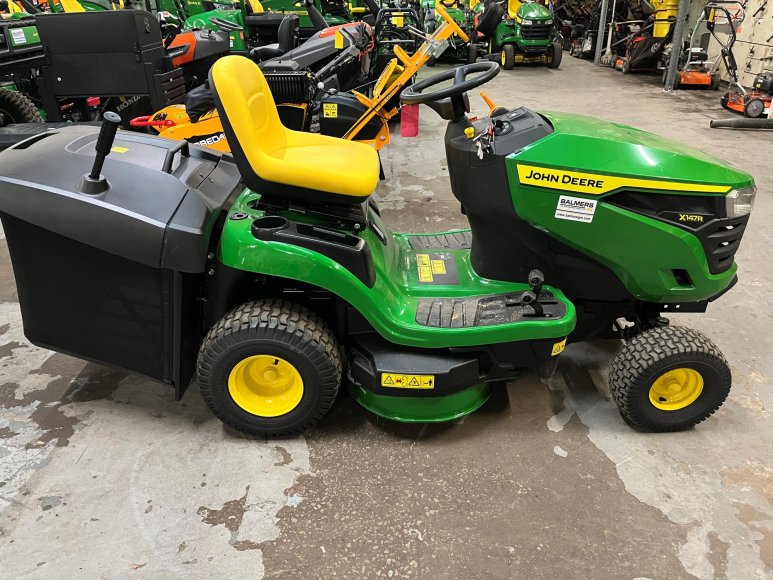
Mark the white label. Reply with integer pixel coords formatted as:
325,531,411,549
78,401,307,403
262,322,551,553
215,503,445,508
555,195,597,223
10,29,26,45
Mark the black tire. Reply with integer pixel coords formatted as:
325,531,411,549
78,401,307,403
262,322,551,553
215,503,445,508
608,326,731,432
427,55,436,67
476,2,503,38
467,42,478,64
744,97,765,118
620,58,631,74
547,41,562,68
501,44,515,70
710,72,721,91
720,94,730,109
0,89,43,127
197,299,342,438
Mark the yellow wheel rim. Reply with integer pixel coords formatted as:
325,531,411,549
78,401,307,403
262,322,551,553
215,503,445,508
501,50,507,66
648,367,704,411
228,355,304,417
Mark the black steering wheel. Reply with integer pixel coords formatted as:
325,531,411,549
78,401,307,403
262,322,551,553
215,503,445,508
401,61,500,105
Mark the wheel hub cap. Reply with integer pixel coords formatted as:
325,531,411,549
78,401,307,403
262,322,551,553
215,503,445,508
648,367,704,411
228,355,304,417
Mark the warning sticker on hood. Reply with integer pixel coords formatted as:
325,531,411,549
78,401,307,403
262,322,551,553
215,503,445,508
555,195,597,223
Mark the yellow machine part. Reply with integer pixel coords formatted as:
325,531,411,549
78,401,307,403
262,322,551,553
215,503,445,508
507,0,522,19
650,0,679,38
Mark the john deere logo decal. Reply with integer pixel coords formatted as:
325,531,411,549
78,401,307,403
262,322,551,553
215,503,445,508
516,164,731,195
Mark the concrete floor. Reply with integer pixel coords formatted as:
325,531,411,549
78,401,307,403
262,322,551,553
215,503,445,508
1,56,772,579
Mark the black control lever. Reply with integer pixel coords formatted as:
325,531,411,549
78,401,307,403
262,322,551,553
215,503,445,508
522,269,545,317
80,111,121,195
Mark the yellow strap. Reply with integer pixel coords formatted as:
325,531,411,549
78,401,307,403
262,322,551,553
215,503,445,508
59,0,86,12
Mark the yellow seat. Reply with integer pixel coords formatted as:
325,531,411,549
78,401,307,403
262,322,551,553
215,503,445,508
209,55,380,204
507,0,522,19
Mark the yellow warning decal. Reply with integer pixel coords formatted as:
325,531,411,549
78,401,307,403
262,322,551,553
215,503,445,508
110,146,129,153
334,30,344,49
418,266,433,283
517,165,731,196
416,253,430,267
323,103,338,118
381,373,435,389
551,338,567,356
431,259,446,275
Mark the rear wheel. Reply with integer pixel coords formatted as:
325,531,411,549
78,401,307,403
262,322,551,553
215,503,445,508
608,326,731,432
720,94,730,109
620,57,631,74
197,300,342,438
744,97,765,118
547,41,562,68
467,43,478,64
0,89,43,127
501,44,515,70
710,72,721,90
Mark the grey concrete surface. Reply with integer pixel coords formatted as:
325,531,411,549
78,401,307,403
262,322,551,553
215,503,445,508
1,56,772,579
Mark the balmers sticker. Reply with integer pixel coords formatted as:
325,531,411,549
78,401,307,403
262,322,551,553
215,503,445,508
516,165,731,195
555,195,597,223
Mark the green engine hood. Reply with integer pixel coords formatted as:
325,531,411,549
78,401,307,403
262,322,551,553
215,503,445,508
516,112,753,189
517,2,552,20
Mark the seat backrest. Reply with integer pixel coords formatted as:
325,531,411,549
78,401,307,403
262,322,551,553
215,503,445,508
209,55,286,186
277,14,299,53
507,0,521,18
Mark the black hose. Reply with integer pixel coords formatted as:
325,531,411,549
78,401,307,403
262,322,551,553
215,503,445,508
710,118,773,129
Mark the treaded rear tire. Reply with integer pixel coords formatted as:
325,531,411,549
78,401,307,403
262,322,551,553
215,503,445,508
608,326,731,432
197,299,342,438
0,89,43,126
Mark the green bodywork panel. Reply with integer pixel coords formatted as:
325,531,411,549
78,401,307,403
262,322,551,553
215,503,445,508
494,1,555,50
507,112,753,302
218,191,576,348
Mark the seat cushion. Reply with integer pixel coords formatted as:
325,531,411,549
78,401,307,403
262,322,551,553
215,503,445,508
264,130,380,198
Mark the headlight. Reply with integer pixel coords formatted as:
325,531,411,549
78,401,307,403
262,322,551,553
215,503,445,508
522,19,533,25
725,185,756,217
545,18,553,24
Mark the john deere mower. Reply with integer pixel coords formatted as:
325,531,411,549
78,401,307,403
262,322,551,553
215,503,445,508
476,0,561,69
0,52,755,437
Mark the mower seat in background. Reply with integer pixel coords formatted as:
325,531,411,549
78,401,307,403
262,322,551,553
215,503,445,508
251,14,299,62
209,55,379,204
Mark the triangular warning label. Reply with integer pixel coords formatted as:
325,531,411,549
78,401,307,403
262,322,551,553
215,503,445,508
408,377,420,386
383,376,394,385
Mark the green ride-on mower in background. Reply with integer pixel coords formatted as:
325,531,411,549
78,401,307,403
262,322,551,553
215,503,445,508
475,0,561,69
0,55,755,437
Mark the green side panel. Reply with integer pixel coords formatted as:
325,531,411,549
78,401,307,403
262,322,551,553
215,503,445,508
348,382,492,423
185,8,246,49
218,191,576,348
530,112,754,187
505,113,754,302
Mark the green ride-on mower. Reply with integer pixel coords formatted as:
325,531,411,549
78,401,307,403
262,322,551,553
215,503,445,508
0,55,755,437
475,0,561,69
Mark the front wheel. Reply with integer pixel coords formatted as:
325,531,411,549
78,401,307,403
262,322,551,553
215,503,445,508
547,41,562,68
197,300,342,438
0,89,43,127
620,58,631,74
608,326,731,432
501,44,515,70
